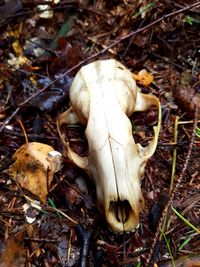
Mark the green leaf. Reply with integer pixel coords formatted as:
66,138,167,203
184,16,200,25
134,261,142,267
178,236,191,250
48,197,61,218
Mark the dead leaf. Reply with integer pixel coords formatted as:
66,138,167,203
25,224,42,258
8,142,62,203
133,69,153,87
0,230,26,267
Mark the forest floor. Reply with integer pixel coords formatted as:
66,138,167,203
0,1,200,266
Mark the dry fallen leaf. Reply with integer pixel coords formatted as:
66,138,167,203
133,69,153,87
25,224,43,258
8,142,62,203
0,230,26,267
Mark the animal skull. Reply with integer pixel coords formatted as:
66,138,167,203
57,59,161,232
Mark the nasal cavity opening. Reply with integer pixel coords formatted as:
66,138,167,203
109,200,132,223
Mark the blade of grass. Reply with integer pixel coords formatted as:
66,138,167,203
169,116,179,194
195,127,200,138
160,228,175,267
171,206,200,234
134,261,142,267
178,236,192,251
160,116,179,240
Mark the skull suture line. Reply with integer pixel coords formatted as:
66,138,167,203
57,59,161,232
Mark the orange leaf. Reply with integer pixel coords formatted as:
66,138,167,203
133,69,153,87
0,231,26,267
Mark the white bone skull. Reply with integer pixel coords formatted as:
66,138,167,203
57,59,161,232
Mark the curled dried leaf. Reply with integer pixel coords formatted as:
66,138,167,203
133,69,154,87
8,142,62,203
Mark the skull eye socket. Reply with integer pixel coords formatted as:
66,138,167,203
109,200,132,223
131,108,158,144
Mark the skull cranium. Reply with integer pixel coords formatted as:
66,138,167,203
57,59,161,232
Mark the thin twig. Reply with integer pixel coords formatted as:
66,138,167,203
122,18,147,58
0,1,200,133
145,105,199,266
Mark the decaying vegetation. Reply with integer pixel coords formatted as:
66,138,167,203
0,1,199,266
